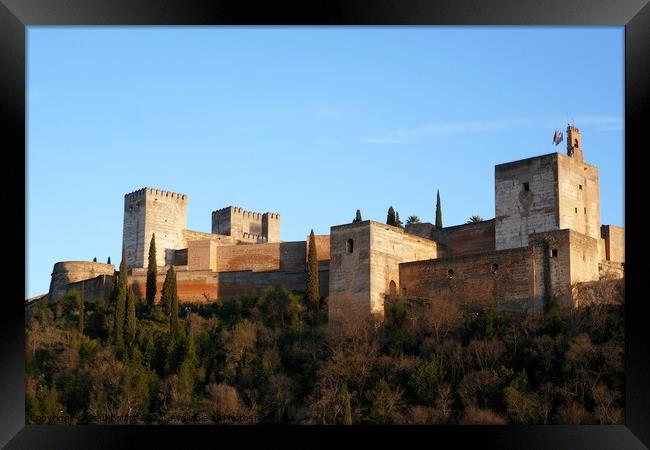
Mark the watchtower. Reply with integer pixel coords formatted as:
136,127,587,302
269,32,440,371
123,188,188,269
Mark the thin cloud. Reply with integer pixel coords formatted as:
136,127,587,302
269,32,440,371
358,116,623,145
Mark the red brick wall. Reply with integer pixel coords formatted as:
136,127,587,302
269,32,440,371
216,241,307,273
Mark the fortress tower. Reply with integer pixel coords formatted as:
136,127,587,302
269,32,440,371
495,126,600,251
211,206,281,243
123,188,188,269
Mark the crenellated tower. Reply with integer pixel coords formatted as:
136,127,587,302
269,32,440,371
123,188,188,269
211,206,281,243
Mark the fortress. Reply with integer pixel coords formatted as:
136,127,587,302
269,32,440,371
48,126,625,328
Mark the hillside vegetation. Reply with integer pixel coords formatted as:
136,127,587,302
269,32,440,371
25,280,624,425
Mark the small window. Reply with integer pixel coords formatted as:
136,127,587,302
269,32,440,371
523,182,530,192
447,269,454,277
346,239,354,253
579,184,583,190
584,207,587,214
551,249,558,257
389,280,397,295
491,263,499,273
575,208,578,213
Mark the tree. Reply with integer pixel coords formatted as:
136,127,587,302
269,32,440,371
406,215,421,226
161,266,179,336
113,247,128,347
306,230,320,322
126,285,137,345
78,286,85,334
341,383,352,425
93,257,97,262
467,215,483,223
410,354,446,405
387,207,397,226
395,212,403,228
107,256,111,264
353,209,362,223
435,190,443,229
146,233,157,306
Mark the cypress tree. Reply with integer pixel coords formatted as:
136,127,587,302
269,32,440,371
396,211,403,228
306,230,320,321
113,248,128,347
78,285,85,334
107,256,111,264
126,285,137,345
386,206,396,226
435,190,443,229
342,383,352,425
353,209,362,223
162,266,179,335
146,233,157,306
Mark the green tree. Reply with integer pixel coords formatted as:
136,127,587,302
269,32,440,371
410,354,446,405
395,212,403,228
341,383,352,425
78,286,85,334
435,190,443,229
467,215,483,223
306,230,320,322
367,378,403,424
387,206,397,226
406,215,421,226
126,285,137,345
146,233,157,307
113,248,128,347
161,266,180,336
353,209,362,223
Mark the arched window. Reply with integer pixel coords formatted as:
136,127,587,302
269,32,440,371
346,239,354,253
389,280,397,295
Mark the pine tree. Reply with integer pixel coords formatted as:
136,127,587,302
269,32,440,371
306,229,320,322
435,190,443,229
93,257,97,262
78,286,85,334
387,206,396,226
113,247,128,347
146,233,157,306
107,256,111,264
126,285,137,345
353,209,362,223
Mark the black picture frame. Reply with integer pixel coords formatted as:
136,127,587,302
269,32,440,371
2,0,648,448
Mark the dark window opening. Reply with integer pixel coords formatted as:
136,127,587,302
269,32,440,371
551,249,558,257
491,263,498,273
447,269,454,277
584,207,587,214
579,184,583,190
402,287,408,296
389,280,397,295
575,208,578,213
523,182,530,192
346,239,354,253
574,139,579,147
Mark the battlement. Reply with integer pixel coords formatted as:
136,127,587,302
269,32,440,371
211,205,279,218
125,187,187,201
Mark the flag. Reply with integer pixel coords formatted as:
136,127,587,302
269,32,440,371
553,130,564,146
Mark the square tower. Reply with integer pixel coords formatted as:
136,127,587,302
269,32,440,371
123,188,188,269
211,206,281,243
495,127,600,251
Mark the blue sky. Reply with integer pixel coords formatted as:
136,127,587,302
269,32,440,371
27,27,624,298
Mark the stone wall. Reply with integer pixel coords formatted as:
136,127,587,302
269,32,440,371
129,266,218,303
495,153,560,250
328,221,438,329
215,241,307,273
211,206,281,243
65,273,114,303
217,267,329,299
123,188,188,269
557,153,601,241
399,246,545,312
49,261,115,302
601,225,625,263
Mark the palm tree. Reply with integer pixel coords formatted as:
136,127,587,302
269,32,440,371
467,215,483,223
406,215,421,226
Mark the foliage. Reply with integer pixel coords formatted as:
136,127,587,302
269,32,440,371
146,234,157,307
305,230,320,323
386,206,397,227
467,215,483,223
26,280,624,425
353,210,362,223
435,190,443,229
405,215,421,226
